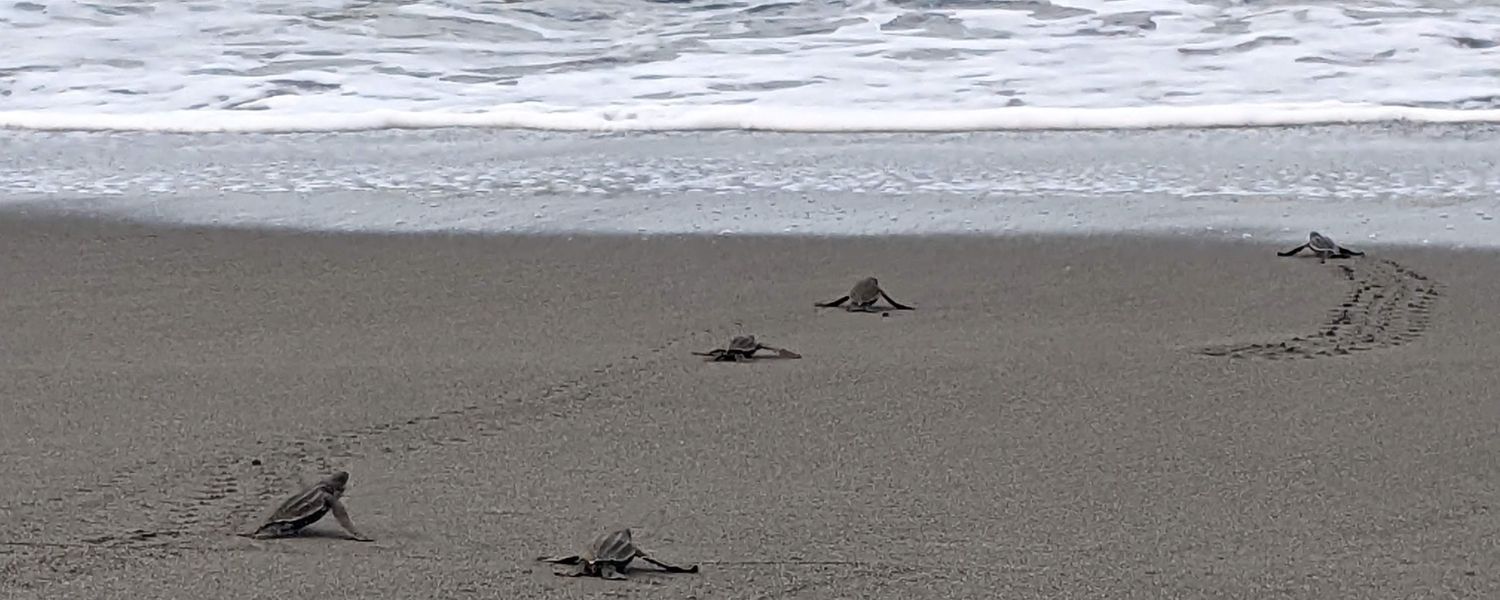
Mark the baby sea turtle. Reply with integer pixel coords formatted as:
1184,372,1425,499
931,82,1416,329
538,528,700,580
1278,231,1365,264
240,471,373,542
692,334,802,362
815,277,914,312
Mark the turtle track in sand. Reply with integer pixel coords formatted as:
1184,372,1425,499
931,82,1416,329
1,458,173,552
13,324,714,559
1196,258,1441,360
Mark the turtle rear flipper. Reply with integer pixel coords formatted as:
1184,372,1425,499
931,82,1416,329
1339,246,1364,257
538,554,583,565
552,564,594,578
248,517,309,539
247,524,289,539
599,564,628,580
239,526,284,540
815,295,850,308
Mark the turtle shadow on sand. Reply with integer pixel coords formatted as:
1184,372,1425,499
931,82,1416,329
815,277,914,313
692,334,802,362
538,528,700,581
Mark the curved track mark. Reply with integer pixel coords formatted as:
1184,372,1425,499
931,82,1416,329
1197,258,1441,360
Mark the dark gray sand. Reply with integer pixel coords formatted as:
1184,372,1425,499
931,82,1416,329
1,216,1497,599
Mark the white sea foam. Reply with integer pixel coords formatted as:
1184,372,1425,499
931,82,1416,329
3,0,1500,133
2,102,1500,133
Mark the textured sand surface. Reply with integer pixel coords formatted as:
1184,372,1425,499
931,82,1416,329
1,216,1497,599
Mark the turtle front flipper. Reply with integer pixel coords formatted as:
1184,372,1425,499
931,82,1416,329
815,295,850,308
759,345,802,359
880,291,914,310
1277,243,1308,257
538,554,583,565
329,497,373,542
638,554,701,574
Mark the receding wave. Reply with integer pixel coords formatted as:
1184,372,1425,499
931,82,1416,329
2,102,1499,133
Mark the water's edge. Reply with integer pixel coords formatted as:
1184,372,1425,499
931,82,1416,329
2,125,1497,248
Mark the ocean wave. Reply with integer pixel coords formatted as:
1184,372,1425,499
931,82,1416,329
2,102,1499,133
3,0,1500,131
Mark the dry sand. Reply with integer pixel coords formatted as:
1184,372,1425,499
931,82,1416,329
1,215,1497,599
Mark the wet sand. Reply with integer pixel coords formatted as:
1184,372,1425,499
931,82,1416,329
1,215,1497,599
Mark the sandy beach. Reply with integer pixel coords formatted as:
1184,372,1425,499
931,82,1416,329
1,214,1497,599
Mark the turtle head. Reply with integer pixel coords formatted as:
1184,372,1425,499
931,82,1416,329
320,471,350,495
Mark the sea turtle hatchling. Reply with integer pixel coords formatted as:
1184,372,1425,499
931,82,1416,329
538,528,700,580
1278,231,1365,264
692,334,802,362
240,471,373,542
815,276,914,312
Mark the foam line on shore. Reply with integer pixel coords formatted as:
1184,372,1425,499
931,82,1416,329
4,102,1500,134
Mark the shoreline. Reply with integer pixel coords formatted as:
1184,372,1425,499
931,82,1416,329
4,206,1499,255
3,125,1498,248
